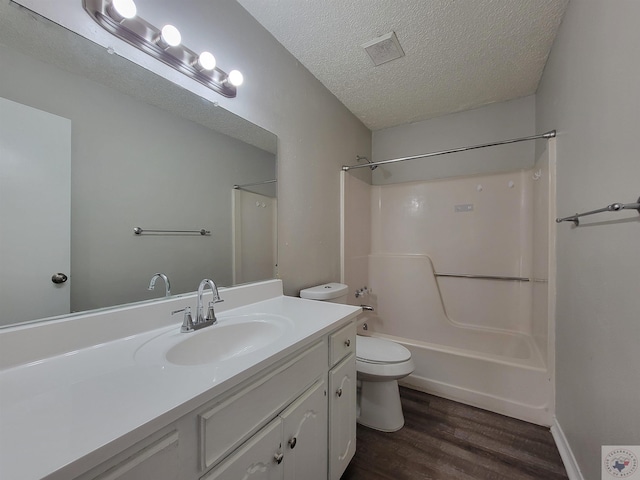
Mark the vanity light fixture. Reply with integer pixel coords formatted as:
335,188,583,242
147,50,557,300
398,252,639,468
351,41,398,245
196,51,216,71
83,0,242,98
108,0,136,22
227,70,244,87
158,24,181,49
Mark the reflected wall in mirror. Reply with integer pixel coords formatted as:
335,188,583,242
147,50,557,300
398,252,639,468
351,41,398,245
0,2,277,327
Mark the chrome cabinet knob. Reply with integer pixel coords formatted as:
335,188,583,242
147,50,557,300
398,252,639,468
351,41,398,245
344,339,351,347
288,437,297,449
274,452,284,464
336,388,343,397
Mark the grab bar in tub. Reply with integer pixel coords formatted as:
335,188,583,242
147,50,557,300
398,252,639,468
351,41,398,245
434,273,530,282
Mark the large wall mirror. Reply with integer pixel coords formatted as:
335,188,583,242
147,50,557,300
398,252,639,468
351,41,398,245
0,2,277,327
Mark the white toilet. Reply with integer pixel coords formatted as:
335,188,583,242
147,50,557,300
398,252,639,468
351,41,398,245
299,283,415,432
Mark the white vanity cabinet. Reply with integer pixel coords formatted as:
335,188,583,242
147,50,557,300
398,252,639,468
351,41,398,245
78,340,330,480
45,323,358,480
4,287,362,480
328,323,357,480
198,339,328,480
203,379,327,480
281,379,328,480
202,416,284,480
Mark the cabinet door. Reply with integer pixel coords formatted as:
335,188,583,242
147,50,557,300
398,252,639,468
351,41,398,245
202,418,284,480
281,379,327,480
328,354,356,480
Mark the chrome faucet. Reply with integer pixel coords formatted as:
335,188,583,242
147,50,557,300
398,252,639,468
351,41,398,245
148,273,171,297
173,278,224,332
196,278,222,325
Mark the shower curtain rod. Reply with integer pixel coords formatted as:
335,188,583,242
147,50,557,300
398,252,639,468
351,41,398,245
342,130,556,171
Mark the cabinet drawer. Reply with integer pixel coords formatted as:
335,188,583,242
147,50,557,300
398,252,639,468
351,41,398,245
329,322,356,367
199,340,326,470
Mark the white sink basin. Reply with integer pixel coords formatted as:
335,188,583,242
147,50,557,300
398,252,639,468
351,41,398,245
135,313,294,367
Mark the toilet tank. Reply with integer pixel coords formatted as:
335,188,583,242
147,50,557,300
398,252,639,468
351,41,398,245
299,283,349,304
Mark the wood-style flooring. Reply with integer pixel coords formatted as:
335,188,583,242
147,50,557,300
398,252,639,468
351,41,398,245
341,387,568,480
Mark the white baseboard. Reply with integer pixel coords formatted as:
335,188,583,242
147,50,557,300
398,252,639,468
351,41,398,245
550,416,584,480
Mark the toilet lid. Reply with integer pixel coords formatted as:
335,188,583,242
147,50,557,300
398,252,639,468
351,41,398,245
356,336,411,364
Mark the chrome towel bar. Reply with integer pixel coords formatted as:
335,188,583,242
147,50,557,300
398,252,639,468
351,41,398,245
133,227,211,235
434,273,530,282
556,196,640,226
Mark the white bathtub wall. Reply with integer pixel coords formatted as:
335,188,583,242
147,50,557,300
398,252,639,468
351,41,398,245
367,254,540,362
371,171,534,333
341,172,372,302
343,116,556,425
531,141,556,362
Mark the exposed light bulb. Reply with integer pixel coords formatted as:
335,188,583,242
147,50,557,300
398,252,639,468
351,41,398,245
197,51,216,71
85,1,241,98
227,70,243,87
108,0,137,22
160,24,181,47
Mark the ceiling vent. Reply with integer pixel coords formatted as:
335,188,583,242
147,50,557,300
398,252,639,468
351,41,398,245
362,31,405,66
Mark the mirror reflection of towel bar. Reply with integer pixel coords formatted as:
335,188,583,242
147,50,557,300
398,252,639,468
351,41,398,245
233,179,276,189
133,227,211,236
434,273,530,282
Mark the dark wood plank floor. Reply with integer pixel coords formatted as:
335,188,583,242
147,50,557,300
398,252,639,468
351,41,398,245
341,387,568,480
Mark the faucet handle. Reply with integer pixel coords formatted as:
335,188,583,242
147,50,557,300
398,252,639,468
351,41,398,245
206,302,218,323
173,306,194,332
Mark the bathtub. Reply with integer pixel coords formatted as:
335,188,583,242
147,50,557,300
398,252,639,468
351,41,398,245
361,253,553,426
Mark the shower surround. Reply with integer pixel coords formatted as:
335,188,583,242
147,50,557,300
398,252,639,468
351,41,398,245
342,142,556,425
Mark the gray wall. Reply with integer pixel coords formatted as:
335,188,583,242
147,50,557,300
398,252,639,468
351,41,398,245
162,0,373,295
0,44,275,312
372,96,535,185
536,1,640,478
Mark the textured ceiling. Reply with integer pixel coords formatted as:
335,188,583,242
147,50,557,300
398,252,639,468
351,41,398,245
236,0,568,131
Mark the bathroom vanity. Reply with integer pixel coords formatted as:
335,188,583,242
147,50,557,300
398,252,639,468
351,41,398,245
0,280,360,480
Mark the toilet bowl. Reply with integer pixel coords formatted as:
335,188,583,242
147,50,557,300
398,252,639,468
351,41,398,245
299,282,414,432
355,335,415,432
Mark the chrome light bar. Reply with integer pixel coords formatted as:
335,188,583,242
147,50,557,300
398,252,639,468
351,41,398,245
83,0,242,98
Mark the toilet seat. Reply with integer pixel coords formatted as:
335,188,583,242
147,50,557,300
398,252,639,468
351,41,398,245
356,336,415,381
356,336,411,364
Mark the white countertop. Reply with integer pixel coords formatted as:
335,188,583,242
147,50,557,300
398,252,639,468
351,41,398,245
0,293,360,480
